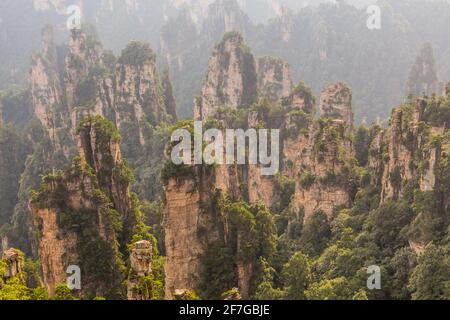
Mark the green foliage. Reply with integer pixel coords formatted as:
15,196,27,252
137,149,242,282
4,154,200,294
387,248,417,300
282,82,316,114
78,115,121,145
200,244,235,299
119,41,156,67
75,78,97,106
0,277,32,300
227,201,277,262
299,211,331,257
200,196,277,299
389,166,403,193
54,284,78,300
131,274,164,300
0,125,31,225
408,245,450,300
175,290,201,301
407,191,444,243
271,175,295,214
352,290,369,300
354,126,370,167
162,68,178,121
365,200,413,257
299,171,315,189
140,201,164,252
253,258,285,300
305,277,353,300
423,96,450,128
282,252,312,300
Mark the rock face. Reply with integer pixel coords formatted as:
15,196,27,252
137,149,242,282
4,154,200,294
380,99,429,201
77,116,135,244
64,29,110,126
195,32,295,121
319,82,354,129
30,116,137,298
116,42,171,151
1,248,24,279
160,0,253,117
166,33,360,298
373,91,449,249
283,82,316,114
162,69,178,122
287,82,355,222
292,119,354,222
29,26,176,158
163,167,222,299
256,56,292,104
195,31,257,120
367,126,385,188
30,51,62,142
11,26,177,255
406,43,439,97
165,32,360,299
127,240,153,300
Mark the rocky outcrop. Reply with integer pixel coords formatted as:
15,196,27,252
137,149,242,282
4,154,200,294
30,116,137,298
1,248,24,280
64,29,106,115
283,82,316,114
420,145,441,192
195,31,257,120
116,42,170,150
380,99,428,201
292,119,354,222
367,125,385,187
291,83,355,222
163,167,222,299
281,82,316,180
319,82,354,129
256,56,292,104
245,110,277,209
33,27,174,152
162,68,178,122
127,240,153,300
5,24,180,261
30,50,62,140
31,196,80,297
406,43,439,97
160,0,253,117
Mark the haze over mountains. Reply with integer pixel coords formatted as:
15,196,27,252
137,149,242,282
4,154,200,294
1,0,449,122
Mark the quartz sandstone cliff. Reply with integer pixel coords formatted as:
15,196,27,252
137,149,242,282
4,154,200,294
30,117,138,298
127,240,153,300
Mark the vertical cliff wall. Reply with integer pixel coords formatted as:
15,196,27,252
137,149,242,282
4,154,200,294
292,82,355,222
30,116,140,298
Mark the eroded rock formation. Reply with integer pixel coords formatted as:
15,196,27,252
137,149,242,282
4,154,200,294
256,56,292,104
195,31,257,120
30,116,137,298
1,248,24,280
163,166,223,299
127,240,153,300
